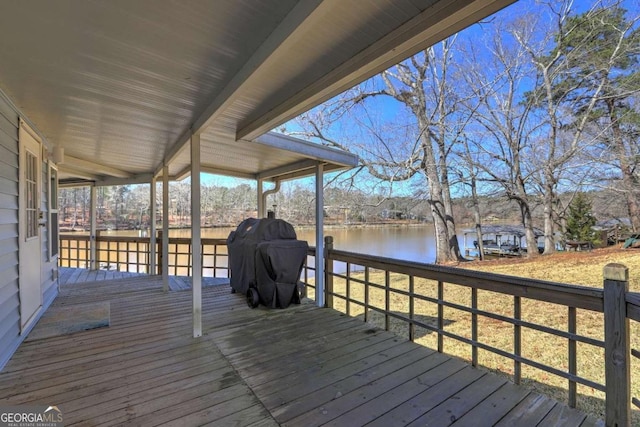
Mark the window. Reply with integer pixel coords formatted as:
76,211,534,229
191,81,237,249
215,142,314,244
25,151,38,239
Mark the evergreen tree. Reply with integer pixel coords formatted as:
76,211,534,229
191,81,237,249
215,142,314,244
565,192,598,243
548,5,640,231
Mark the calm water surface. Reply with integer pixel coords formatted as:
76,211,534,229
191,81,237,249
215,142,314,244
162,224,462,265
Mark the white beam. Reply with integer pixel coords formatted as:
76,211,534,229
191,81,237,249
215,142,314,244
154,0,323,177
95,173,154,187
173,166,192,182
150,177,157,275
58,166,100,182
200,166,256,181
89,185,98,270
257,178,265,218
257,159,319,181
191,133,202,338
162,165,169,292
154,127,191,177
63,155,133,179
254,133,359,167
315,162,324,308
238,0,515,141
193,0,324,134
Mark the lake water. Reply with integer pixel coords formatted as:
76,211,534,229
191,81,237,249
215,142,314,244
298,226,442,264
164,224,457,264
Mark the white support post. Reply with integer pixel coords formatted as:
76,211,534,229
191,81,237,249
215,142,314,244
162,166,169,292
149,177,157,275
315,162,324,308
257,178,264,218
191,133,202,338
89,185,98,270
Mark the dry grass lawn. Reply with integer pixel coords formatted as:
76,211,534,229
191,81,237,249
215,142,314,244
306,246,640,423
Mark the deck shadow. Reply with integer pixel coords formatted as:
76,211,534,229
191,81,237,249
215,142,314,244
353,310,455,340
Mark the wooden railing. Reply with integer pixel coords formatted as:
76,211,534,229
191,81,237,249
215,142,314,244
305,237,639,426
59,234,91,268
628,292,640,417
59,233,229,277
158,236,229,277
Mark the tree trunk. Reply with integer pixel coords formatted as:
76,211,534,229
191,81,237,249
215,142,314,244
520,201,539,257
625,189,640,233
542,180,556,254
428,197,452,264
417,119,463,264
439,157,463,261
424,170,455,264
470,178,484,260
513,174,538,258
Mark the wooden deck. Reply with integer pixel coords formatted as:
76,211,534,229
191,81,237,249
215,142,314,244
0,276,601,426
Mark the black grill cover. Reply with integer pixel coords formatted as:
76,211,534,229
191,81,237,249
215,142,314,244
227,218,308,308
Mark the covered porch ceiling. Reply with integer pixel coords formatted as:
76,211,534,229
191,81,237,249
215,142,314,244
0,0,514,185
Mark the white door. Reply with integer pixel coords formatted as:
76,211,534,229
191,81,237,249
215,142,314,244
19,121,42,332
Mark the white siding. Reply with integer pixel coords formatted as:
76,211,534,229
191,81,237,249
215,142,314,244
0,94,58,370
0,95,20,369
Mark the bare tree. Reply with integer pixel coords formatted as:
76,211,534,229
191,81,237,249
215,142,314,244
453,135,497,260
461,20,542,257
293,39,469,263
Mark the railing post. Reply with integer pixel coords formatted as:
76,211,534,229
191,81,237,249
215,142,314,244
514,296,521,385
346,262,351,316
409,275,415,341
604,263,630,427
324,236,333,309
93,230,101,270
568,306,577,408
364,267,370,323
385,270,390,331
89,185,98,270
437,280,444,353
157,230,163,275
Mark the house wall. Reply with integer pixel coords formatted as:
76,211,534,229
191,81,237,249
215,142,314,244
0,93,58,370
0,95,21,369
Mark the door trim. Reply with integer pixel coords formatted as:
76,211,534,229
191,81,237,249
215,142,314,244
18,120,43,333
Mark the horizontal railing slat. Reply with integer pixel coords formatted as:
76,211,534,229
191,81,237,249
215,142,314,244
328,249,604,312
627,292,640,322
359,302,606,392
327,282,605,348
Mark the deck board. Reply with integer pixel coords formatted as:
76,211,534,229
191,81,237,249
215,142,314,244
405,373,507,427
58,266,229,290
448,381,531,426
0,275,596,426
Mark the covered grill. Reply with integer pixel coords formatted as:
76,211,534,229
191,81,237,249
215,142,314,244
227,218,308,309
